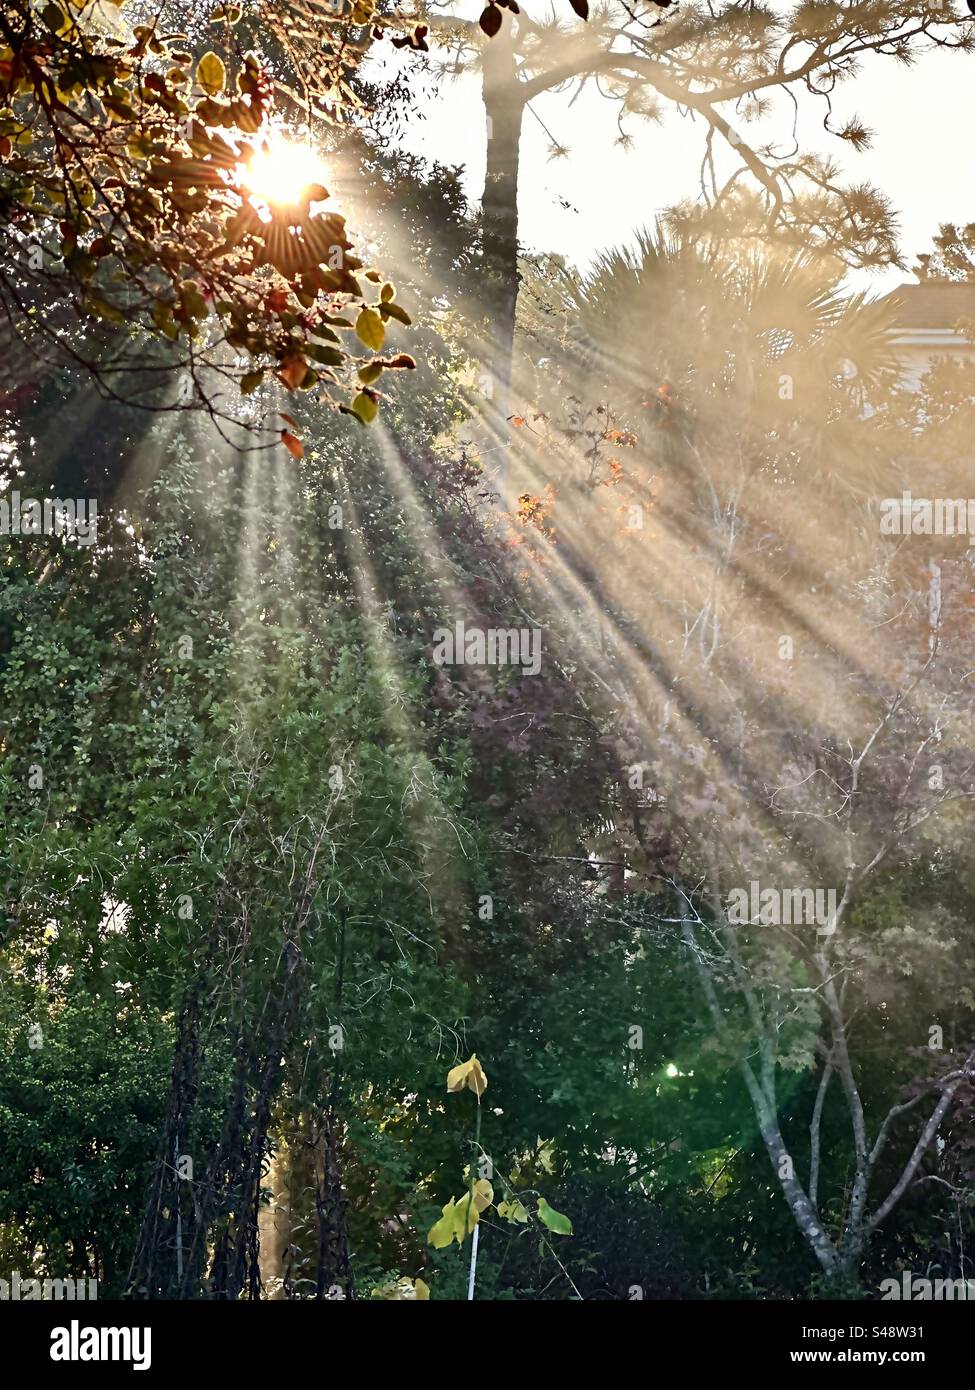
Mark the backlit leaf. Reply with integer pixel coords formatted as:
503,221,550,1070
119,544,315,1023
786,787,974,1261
278,356,308,390
281,430,304,459
197,52,226,97
355,306,385,351
351,391,379,424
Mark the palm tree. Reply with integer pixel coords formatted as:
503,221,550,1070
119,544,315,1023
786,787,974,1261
517,222,902,502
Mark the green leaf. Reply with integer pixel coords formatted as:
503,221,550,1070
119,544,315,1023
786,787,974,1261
240,369,265,394
179,280,208,321
536,1198,572,1236
305,343,344,368
379,302,412,327
86,296,125,324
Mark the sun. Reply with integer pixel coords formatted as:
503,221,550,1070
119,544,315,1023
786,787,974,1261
239,136,330,210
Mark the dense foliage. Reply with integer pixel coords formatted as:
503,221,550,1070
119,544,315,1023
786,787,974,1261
1,0,974,1304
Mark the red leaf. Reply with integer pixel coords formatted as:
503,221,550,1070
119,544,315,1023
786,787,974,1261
278,356,308,391
281,430,304,460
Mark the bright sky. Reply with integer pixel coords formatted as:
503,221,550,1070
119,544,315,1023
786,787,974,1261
365,6,975,297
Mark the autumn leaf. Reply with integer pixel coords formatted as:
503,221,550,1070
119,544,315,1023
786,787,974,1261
374,1275,431,1299
472,1178,494,1213
355,306,385,351
427,1196,479,1247
196,52,226,97
498,1199,529,1224
351,391,379,424
455,1196,479,1240
281,430,304,459
446,1053,488,1097
278,356,308,390
427,1200,457,1249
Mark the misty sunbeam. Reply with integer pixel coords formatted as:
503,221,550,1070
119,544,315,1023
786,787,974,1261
2,0,975,1356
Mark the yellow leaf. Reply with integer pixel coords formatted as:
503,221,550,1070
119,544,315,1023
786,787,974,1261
498,1199,529,1224
373,1276,426,1300
355,306,385,352
427,1200,457,1249
451,1194,479,1242
357,360,383,385
446,1053,488,1097
472,1179,493,1213
351,391,378,424
428,1193,480,1246
197,51,226,97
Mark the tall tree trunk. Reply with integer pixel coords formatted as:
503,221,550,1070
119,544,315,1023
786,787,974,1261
314,1111,355,1300
480,20,524,498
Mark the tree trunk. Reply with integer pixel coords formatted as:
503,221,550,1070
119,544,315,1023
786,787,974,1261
480,20,524,498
